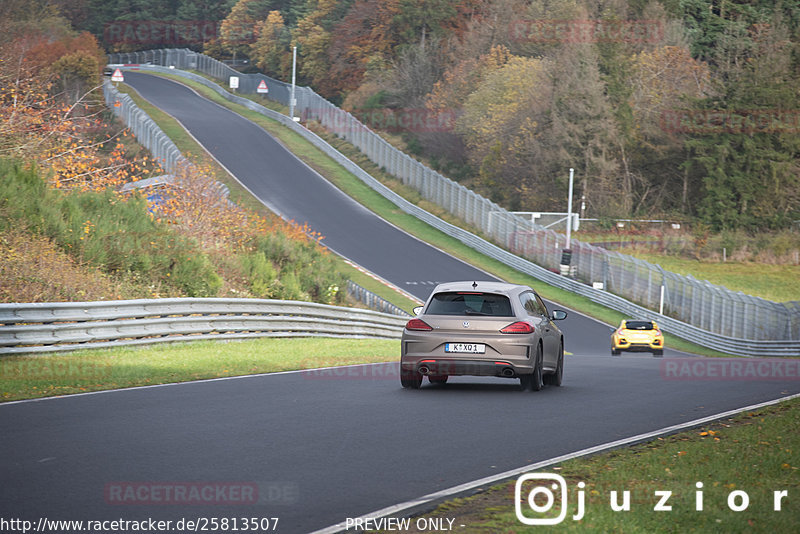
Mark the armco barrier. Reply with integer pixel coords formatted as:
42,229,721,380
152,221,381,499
0,299,407,355
346,282,411,317
104,63,799,357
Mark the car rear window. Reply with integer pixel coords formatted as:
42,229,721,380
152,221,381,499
624,321,654,330
426,292,513,317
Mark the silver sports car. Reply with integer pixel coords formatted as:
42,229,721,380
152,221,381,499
400,281,567,390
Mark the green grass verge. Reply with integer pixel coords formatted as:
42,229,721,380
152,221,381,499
375,396,800,533
623,252,800,304
574,231,800,304
0,337,399,402
125,71,727,357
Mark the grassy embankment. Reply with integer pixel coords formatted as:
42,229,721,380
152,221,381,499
620,252,799,304
576,231,800,304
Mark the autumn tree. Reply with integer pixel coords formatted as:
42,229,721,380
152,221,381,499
291,0,339,95
1,10,148,192
455,40,621,215
219,0,278,61
547,43,622,216
627,45,710,213
391,0,468,47
250,10,292,78
324,0,394,97
427,45,510,115
456,54,554,209
685,13,800,230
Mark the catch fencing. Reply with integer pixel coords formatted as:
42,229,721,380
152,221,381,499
106,50,800,353
0,299,406,355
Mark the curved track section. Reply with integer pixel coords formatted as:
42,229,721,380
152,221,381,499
118,72,639,357
123,71,493,302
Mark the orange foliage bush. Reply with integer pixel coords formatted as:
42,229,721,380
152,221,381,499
149,161,323,253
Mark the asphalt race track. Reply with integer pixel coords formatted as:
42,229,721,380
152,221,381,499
2,72,798,533
121,72,495,303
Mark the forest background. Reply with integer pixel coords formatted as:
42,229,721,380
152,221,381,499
60,0,800,233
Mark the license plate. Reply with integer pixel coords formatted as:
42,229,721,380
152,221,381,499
445,343,486,354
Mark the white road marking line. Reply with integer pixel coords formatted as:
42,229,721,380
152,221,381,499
308,391,800,534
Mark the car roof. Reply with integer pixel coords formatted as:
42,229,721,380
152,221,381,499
430,281,531,295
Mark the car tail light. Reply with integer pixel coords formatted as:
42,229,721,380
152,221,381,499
405,318,433,331
500,321,534,334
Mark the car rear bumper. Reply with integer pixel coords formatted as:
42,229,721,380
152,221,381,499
401,327,537,378
614,342,662,351
612,336,662,351
401,358,532,377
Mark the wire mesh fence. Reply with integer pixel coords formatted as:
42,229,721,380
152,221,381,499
106,49,800,342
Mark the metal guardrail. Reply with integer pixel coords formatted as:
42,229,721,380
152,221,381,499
346,281,410,317
104,81,232,206
0,299,407,355
104,59,800,357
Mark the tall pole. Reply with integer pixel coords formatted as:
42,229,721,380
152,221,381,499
566,168,574,248
289,46,297,120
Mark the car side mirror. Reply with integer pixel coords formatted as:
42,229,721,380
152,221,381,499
550,310,567,321
413,306,424,316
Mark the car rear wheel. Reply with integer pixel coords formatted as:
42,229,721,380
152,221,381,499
529,345,544,392
401,368,423,389
428,375,448,385
544,342,563,387
653,349,664,357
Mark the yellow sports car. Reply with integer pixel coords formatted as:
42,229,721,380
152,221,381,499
611,319,664,356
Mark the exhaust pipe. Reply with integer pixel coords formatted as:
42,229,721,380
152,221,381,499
418,366,430,375
501,368,515,378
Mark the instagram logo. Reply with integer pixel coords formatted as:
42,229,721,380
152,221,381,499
515,473,585,525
